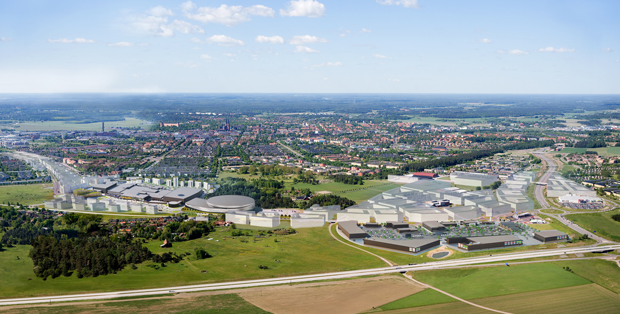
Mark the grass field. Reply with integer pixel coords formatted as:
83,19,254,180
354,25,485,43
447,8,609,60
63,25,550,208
2,293,269,314
526,183,542,210
378,284,620,314
565,209,620,242
560,148,588,154
589,147,620,157
12,118,152,132
0,183,54,205
560,164,577,176
378,288,456,311
0,225,388,298
530,223,555,230
552,259,620,294
412,263,591,300
540,209,564,214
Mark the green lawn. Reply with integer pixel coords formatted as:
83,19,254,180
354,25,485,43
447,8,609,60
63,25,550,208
413,263,591,300
0,225,387,298
552,259,620,294
378,288,456,311
565,209,620,242
3,293,269,314
0,183,54,205
540,209,564,214
12,118,152,132
530,223,555,230
560,148,588,154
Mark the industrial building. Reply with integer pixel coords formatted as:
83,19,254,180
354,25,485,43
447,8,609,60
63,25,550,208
546,174,596,198
185,195,255,213
534,230,569,243
338,221,368,239
450,171,499,187
337,171,536,224
447,235,523,251
363,238,440,253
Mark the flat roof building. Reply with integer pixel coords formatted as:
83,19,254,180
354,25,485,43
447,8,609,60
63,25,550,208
338,221,368,239
534,230,569,243
364,238,440,253
422,221,446,233
186,195,255,213
447,235,522,251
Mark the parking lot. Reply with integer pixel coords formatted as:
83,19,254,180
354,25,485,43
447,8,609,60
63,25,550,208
561,202,604,210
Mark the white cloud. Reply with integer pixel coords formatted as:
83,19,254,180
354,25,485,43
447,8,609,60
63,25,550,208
497,49,528,55
1,37,12,42
186,4,274,27
323,77,328,80
280,0,326,18
200,54,213,60
168,20,204,34
180,1,197,12
602,48,612,53
108,42,133,47
130,15,174,37
224,52,236,57
48,38,95,44
361,28,372,33
377,0,419,9
255,35,284,44
539,47,575,53
373,54,389,59
388,78,400,82
311,61,342,67
289,35,327,45
339,29,351,37
295,45,319,53
205,35,245,46
479,38,492,43
190,37,202,43
147,5,174,17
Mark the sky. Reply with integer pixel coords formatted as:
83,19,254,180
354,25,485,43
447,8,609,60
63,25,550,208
0,0,619,94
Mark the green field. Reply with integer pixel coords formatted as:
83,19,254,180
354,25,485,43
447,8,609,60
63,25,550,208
0,225,387,298
540,208,564,214
566,209,620,242
378,262,593,312
11,118,152,132
588,146,620,157
560,148,588,154
3,293,268,314
413,263,591,300
0,183,54,205
378,284,620,314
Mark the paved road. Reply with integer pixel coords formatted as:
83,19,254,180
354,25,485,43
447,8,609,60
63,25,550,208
533,151,612,244
278,141,304,158
2,244,618,306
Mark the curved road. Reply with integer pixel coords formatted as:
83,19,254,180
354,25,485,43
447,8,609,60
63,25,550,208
533,151,613,244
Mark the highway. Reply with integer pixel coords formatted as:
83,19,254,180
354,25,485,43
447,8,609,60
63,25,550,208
533,151,612,244
1,244,618,306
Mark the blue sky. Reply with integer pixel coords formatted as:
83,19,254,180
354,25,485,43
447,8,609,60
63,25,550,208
0,0,618,93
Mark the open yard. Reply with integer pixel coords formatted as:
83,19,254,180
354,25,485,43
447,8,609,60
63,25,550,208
566,210,620,242
240,275,423,314
0,225,387,298
0,183,54,205
1,293,268,314
11,118,152,132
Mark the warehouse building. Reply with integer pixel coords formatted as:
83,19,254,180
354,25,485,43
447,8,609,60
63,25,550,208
363,238,440,253
450,171,499,187
534,230,569,243
338,221,368,239
447,235,523,251
422,221,447,233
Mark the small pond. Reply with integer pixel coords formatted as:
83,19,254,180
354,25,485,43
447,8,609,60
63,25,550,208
431,251,449,259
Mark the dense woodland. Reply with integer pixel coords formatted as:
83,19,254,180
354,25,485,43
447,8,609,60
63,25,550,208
332,174,364,185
